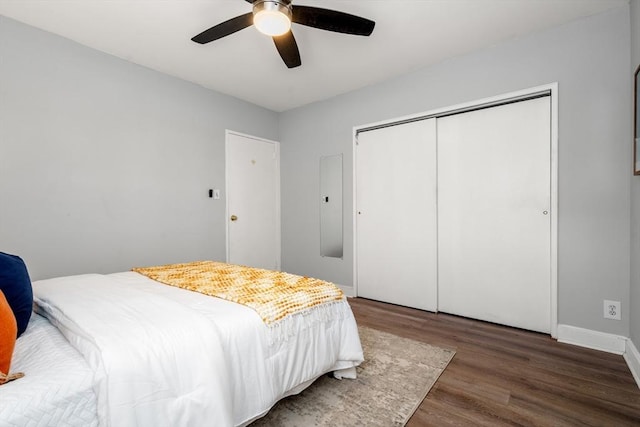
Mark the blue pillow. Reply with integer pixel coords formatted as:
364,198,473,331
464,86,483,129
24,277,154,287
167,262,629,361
0,252,33,337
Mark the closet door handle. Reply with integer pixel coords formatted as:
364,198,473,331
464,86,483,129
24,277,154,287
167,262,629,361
230,215,238,221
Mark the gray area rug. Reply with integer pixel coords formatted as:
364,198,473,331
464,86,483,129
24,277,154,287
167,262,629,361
250,326,455,427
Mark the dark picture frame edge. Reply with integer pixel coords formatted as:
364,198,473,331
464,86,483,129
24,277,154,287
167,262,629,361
634,64,640,175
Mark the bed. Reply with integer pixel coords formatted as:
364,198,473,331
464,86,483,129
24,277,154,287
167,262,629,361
0,262,364,427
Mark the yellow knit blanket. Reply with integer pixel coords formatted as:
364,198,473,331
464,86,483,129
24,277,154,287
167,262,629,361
132,261,344,325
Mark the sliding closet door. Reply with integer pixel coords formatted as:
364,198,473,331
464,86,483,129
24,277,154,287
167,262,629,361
356,119,437,311
437,97,551,333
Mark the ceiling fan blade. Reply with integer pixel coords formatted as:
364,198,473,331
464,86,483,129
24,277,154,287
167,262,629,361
191,12,254,44
292,6,375,36
273,31,301,69
244,0,257,3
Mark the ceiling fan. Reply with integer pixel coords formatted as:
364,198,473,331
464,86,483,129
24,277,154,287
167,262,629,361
191,0,375,69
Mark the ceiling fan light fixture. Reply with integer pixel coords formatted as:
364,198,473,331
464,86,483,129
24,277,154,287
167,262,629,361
253,1,292,37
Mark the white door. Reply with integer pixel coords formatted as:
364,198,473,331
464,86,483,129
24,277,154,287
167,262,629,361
437,97,551,333
226,131,280,270
356,119,438,311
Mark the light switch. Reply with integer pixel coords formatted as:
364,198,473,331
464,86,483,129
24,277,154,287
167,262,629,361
214,189,220,200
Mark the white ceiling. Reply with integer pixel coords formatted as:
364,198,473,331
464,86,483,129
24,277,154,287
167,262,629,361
0,0,628,112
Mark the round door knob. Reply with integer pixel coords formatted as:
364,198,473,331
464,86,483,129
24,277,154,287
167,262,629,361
230,215,238,221
543,211,548,215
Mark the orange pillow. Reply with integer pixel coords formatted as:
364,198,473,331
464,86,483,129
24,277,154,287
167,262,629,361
0,289,17,377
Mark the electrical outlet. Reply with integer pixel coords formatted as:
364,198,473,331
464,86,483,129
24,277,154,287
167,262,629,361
603,300,621,320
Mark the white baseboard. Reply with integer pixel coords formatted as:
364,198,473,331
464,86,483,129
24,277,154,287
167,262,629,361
624,340,640,388
336,284,355,297
557,324,626,355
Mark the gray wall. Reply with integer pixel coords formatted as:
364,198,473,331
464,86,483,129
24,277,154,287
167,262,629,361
1,7,634,338
279,6,632,336
630,0,640,346
0,16,278,280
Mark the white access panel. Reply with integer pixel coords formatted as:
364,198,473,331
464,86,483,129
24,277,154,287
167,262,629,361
437,97,551,333
356,118,437,311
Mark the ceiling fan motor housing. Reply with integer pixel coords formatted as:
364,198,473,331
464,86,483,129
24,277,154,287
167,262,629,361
253,1,292,20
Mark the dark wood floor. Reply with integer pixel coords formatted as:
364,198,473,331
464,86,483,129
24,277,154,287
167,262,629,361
348,297,640,427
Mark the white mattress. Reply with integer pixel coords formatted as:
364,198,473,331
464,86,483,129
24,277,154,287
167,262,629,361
28,271,363,427
0,314,98,427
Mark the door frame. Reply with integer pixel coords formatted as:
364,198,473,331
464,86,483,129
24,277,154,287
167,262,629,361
352,83,559,338
225,129,281,270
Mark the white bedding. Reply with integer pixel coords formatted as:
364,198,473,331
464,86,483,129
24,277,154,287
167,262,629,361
29,271,364,427
0,314,98,427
